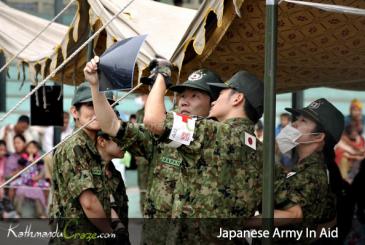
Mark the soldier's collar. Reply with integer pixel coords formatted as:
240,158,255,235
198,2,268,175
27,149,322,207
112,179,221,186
296,152,325,170
224,117,254,126
77,129,99,156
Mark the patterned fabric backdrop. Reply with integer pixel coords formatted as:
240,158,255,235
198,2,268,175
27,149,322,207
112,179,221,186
177,0,365,93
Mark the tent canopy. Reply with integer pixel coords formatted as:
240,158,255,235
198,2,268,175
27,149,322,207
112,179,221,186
172,0,365,93
0,0,364,93
0,0,196,86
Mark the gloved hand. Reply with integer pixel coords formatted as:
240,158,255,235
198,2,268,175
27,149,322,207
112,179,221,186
140,58,173,88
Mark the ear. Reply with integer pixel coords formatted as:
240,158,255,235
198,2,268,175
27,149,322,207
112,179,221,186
313,132,325,143
70,106,79,120
97,137,106,147
317,132,325,142
232,92,244,106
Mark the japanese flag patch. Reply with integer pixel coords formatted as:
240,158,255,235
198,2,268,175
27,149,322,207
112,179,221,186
169,112,196,145
244,132,256,150
286,172,297,178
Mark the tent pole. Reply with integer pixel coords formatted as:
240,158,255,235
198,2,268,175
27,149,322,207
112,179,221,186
87,30,94,61
262,0,278,243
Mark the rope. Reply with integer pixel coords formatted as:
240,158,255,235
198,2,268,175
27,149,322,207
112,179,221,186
0,0,77,73
282,0,365,16
0,83,143,189
0,0,137,122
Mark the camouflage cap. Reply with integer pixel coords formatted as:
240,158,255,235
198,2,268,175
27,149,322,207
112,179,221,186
208,70,264,116
71,82,115,105
285,98,344,144
169,68,223,100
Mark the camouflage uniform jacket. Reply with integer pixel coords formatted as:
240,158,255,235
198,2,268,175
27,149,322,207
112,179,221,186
274,152,336,222
107,161,129,229
49,129,111,232
135,107,145,123
161,113,263,218
112,122,183,218
134,107,149,210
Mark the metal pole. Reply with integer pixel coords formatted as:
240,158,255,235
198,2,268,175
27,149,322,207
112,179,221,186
292,91,304,109
87,30,94,60
0,53,6,112
262,0,278,243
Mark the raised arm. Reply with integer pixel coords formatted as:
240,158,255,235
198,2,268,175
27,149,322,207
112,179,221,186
143,74,167,136
84,56,120,136
143,58,172,136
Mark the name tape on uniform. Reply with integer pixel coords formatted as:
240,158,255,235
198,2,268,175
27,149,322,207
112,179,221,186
169,112,196,145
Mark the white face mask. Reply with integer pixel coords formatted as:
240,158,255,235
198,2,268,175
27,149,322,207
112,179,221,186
276,124,322,154
276,125,302,154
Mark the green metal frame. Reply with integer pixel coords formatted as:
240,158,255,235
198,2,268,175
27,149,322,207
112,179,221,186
262,0,278,244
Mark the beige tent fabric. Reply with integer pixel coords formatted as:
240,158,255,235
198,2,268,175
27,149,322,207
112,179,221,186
0,0,196,86
1,0,365,92
171,0,365,92
0,1,68,82
0,0,91,84
87,0,196,88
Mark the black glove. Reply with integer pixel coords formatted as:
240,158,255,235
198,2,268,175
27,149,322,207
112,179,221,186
140,58,173,88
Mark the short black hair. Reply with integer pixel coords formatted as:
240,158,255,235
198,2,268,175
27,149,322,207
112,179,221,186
0,140,6,147
13,134,26,143
229,89,261,124
96,131,111,140
27,140,41,151
74,103,87,112
256,120,263,130
244,99,261,124
280,113,292,120
17,115,29,124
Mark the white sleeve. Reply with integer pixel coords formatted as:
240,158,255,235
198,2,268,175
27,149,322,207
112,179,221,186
42,127,54,153
0,127,5,140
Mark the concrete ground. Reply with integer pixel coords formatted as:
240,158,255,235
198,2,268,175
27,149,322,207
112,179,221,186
125,170,143,218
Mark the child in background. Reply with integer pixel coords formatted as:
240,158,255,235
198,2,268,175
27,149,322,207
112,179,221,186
11,141,48,218
11,141,49,188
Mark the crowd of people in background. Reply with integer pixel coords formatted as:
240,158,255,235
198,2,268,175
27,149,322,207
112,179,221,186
0,113,71,219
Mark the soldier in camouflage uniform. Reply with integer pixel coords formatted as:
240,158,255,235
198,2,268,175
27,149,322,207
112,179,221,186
144,69,264,219
134,102,149,212
95,131,129,242
49,83,128,244
84,56,223,219
84,57,224,243
142,68,264,243
272,98,344,243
